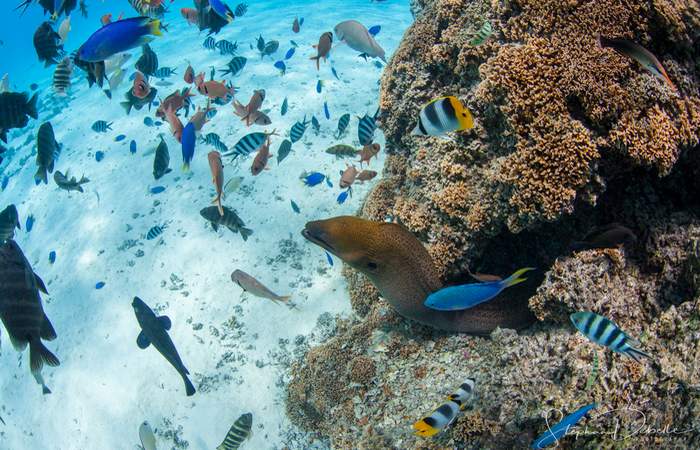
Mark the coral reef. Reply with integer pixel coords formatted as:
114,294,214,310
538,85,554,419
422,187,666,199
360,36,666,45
286,0,700,447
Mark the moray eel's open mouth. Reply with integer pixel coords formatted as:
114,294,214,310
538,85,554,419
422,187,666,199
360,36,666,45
301,223,335,253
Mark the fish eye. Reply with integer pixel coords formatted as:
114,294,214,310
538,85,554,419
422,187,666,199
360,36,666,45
367,262,378,270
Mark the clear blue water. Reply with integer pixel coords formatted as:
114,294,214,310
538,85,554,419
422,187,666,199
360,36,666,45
0,1,413,448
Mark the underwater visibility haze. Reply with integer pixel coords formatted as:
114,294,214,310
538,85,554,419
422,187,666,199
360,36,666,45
1,0,700,448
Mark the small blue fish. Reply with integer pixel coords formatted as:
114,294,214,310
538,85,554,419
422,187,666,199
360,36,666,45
130,140,137,154
323,102,330,120
311,116,320,133
154,120,163,126
143,117,154,126
325,251,333,266
424,268,534,311
146,224,165,240
303,172,325,186
290,40,298,47
95,151,105,162
373,60,383,69
1,176,8,190
48,251,56,264
153,100,159,106
531,403,597,449
285,48,295,60
281,97,288,116
205,109,217,120
325,177,333,188
368,25,381,36
181,122,196,171
316,80,322,93
115,134,126,142
95,281,106,289
150,186,166,194
336,189,350,204
25,214,35,232
331,67,340,80
274,60,286,75
290,200,300,213
570,312,652,362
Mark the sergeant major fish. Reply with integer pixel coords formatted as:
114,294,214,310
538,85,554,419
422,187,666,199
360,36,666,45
217,413,252,450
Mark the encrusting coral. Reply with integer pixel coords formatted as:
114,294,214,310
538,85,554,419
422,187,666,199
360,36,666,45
286,0,700,447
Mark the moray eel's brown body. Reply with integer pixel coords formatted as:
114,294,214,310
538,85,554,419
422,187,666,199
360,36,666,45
302,216,533,335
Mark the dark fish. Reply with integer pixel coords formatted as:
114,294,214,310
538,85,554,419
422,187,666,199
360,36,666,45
146,224,165,240
277,139,292,164
0,92,38,142
289,116,309,143
256,35,265,53
25,215,34,232
71,52,108,89
262,40,279,58
200,206,253,241
135,44,158,78
220,56,247,77
95,151,105,161
33,22,63,67
132,297,196,396
91,120,112,132
325,251,333,266
120,86,158,114
0,205,20,242
216,39,238,56
196,0,229,35
53,170,89,192
598,36,676,91
153,136,171,179
48,250,56,264
0,240,59,375
130,140,137,154
323,101,330,120
144,117,154,126
335,113,350,138
217,413,252,450
234,3,248,17
150,186,165,194
311,115,320,134
95,281,105,289
203,36,217,50
572,223,637,251
358,109,378,145
35,122,61,185
280,97,288,116
290,200,300,214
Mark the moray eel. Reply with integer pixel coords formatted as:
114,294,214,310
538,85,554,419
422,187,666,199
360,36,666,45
302,216,534,335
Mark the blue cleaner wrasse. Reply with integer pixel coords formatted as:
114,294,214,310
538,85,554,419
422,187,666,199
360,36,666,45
531,403,597,449
424,268,534,311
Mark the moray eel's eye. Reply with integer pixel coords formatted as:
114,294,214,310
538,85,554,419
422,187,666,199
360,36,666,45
367,262,378,270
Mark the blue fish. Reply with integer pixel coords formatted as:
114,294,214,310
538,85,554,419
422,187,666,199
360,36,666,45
95,281,106,289
311,116,320,133
153,101,159,106
130,140,137,154
115,134,126,142
331,67,340,80
95,151,105,162
325,251,333,266
25,214,35,232
368,25,381,36
285,48,295,60
154,120,164,126
1,176,8,190
290,200,300,213
209,0,235,22
323,102,330,120
303,172,325,186
78,17,163,63
531,403,597,449
337,189,350,204
281,97,288,116
143,117,154,126
181,122,196,171
316,79,322,93
48,251,56,264
150,186,166,194
274,60,286,75
424,268,534,311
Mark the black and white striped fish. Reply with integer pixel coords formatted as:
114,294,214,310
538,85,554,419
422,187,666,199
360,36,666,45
203,36,217,50
91,120,112,133
234,3,248,17
52,57,73,96
289,116,309,143
220,56,247,77
200,132,229,153
570,312,652,363
216,40,238,56
146,224,166,240
217,413,252,450
413,378,476,437
226,131,272,158
153,67,177,78
357,109,378,145
335,113,350,138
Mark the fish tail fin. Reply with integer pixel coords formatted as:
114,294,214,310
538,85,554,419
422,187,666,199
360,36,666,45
26,92,39,119
29,338,60,374
502,267,535,288
120,101,132,114
103,89,112,99
625,346,653,364
183,374,196,396
149,19,163,36
34,168,47,185
596,34,608,49
42,384,52,395
240,227,253,241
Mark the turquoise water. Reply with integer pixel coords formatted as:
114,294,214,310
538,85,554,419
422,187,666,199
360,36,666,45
0,1,412,448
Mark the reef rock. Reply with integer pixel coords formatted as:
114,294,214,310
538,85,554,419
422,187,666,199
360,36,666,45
287,0,700,448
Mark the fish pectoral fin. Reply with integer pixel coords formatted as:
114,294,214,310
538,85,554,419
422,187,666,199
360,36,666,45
158,315,172,330
136,331,151,349
40,315,57,341
34,271,49,294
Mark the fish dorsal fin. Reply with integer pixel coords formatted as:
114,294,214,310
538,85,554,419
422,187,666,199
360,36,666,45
136,330,151,349
158,315,171,330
